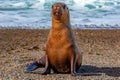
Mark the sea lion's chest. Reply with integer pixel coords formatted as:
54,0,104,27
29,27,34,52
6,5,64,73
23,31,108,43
47,28,71,48
46,28,73,73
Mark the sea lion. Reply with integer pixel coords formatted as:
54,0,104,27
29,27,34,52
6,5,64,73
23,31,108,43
26,2,100,76
43,2,82,75
26,2,82,75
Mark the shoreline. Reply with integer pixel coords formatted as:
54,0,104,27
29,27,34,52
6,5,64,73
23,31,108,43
0,24,120,30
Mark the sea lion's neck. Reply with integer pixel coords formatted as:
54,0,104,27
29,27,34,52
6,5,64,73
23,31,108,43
52,19,71,30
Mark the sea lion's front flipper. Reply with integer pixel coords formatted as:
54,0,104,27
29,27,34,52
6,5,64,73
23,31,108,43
71,53,77,76
70,53,102,76
41,55,51,75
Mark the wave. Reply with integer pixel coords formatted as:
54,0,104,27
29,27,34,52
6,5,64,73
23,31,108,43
0,0,120,28
0,0,120,11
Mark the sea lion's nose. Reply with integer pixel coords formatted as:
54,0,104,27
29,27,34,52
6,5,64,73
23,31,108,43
56,6,60,10
53,5,61,11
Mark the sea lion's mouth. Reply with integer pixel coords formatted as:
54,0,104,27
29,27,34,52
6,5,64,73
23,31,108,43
52,9,62,20
53,12,62,16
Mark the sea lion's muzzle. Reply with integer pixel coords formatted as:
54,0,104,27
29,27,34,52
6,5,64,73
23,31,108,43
52,5,62,16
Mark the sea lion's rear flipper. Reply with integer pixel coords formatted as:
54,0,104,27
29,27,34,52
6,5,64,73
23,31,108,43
25,54,46,72
25,55,51,75
26,61,39,72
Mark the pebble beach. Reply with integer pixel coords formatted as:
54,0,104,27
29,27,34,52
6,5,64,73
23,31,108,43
0,29,120,80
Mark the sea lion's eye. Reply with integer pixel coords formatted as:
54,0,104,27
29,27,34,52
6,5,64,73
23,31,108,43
63,5,66,9
66,7,68,10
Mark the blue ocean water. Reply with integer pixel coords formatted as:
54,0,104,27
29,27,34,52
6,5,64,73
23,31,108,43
0,0,120,29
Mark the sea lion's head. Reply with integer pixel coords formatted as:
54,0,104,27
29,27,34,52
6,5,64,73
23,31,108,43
52,2,70,24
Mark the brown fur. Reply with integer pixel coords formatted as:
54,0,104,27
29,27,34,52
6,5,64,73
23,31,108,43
27,2,83,75
26,3,102,76
43,2,82,75
26,2,102,76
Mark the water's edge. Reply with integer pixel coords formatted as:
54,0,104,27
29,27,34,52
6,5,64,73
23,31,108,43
0,24,120,30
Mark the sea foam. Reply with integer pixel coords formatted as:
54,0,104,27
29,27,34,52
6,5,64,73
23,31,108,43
0,0,120,29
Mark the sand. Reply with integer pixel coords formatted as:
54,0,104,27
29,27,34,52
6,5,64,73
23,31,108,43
0,29,120,80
